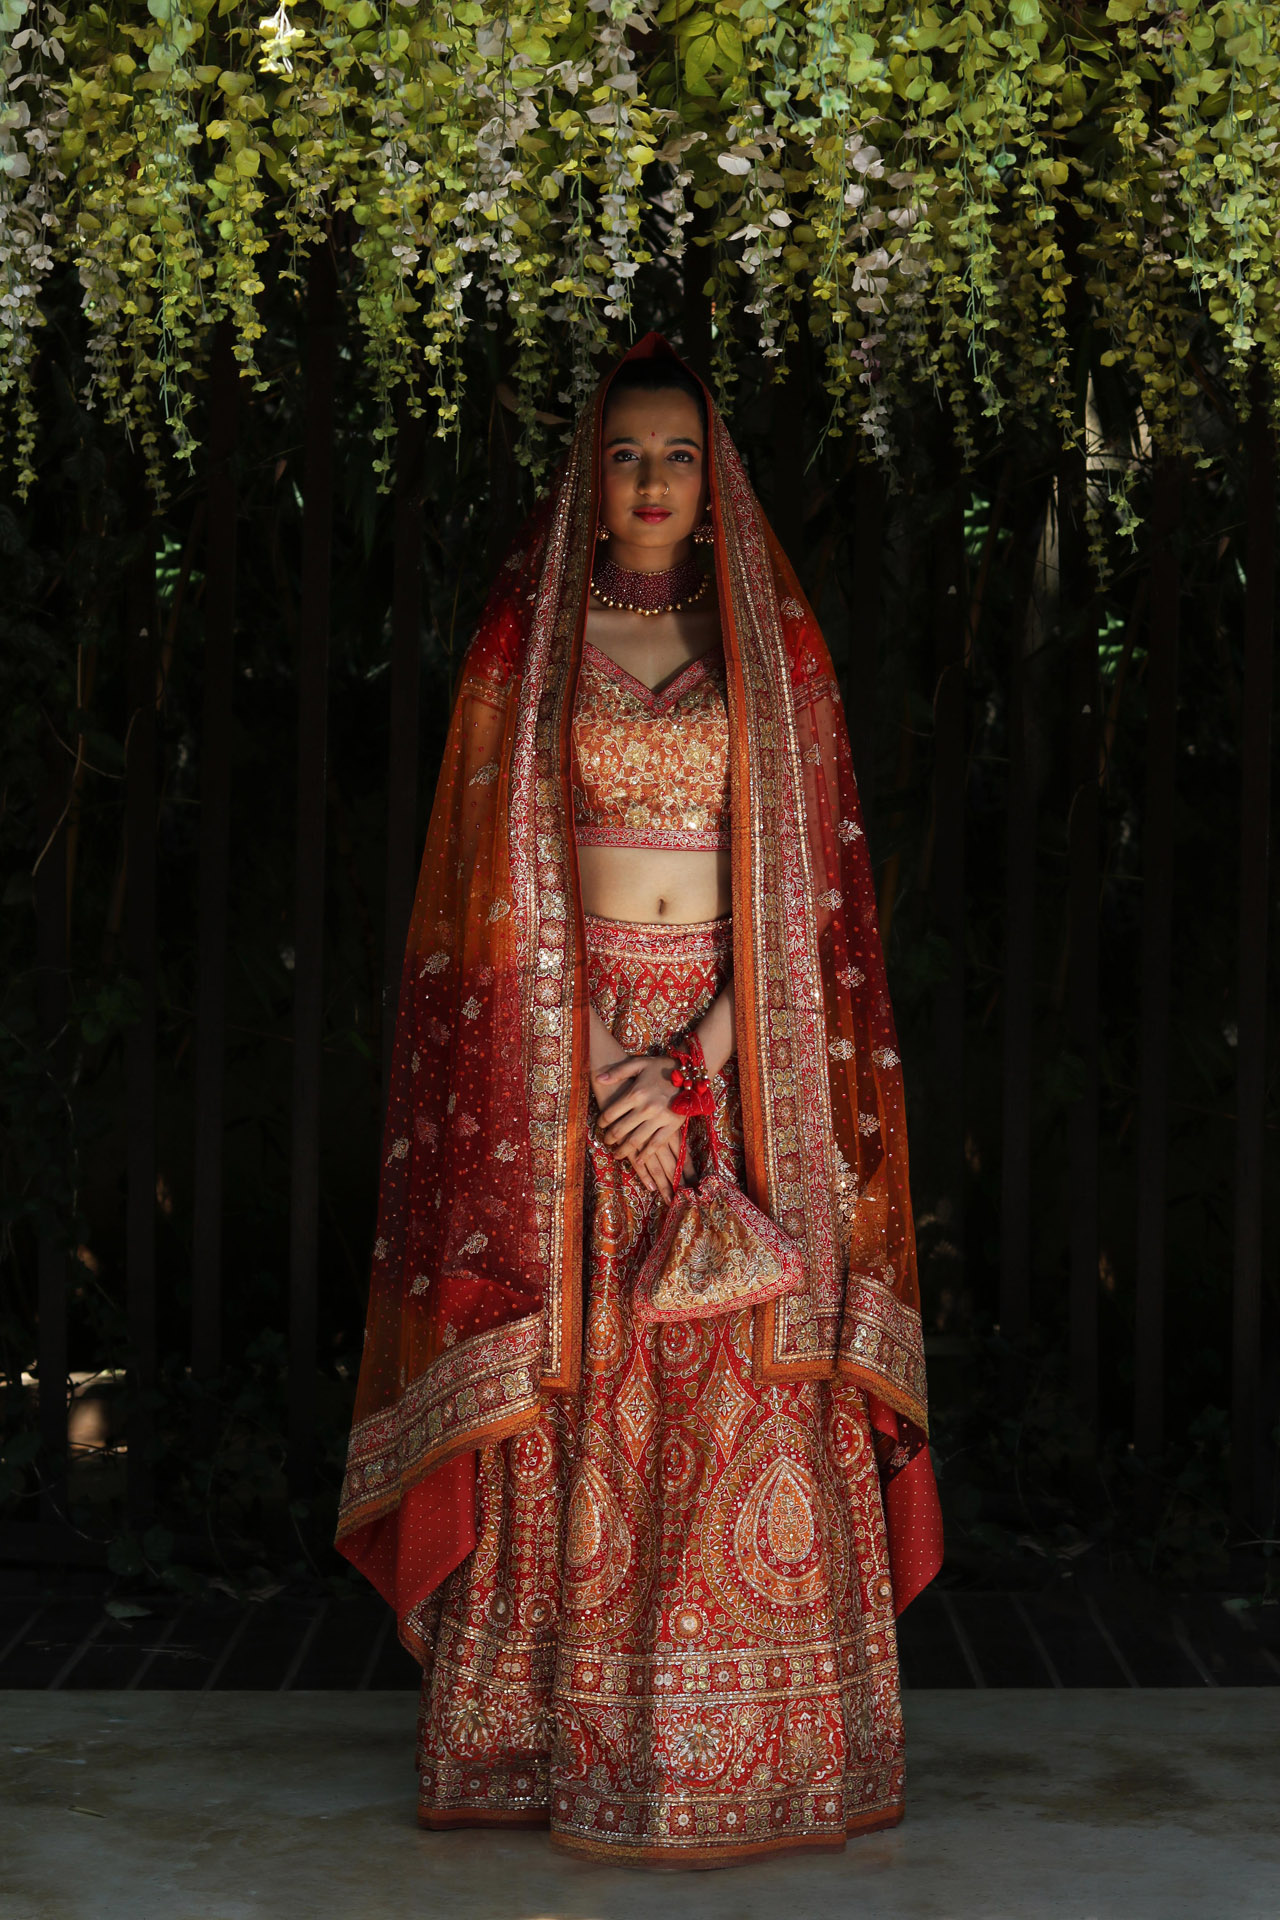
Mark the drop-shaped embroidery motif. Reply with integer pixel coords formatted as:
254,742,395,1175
731,1454,827,1608
562,1460,633,1610
565,1472,604,1569
764,1459,816,1564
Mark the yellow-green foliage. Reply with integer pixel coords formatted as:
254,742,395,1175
1,0,1277,495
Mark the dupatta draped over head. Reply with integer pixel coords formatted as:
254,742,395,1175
337,336,942,1653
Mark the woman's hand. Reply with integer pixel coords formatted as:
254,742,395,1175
594,1053,686,1171
630,1134,683,1203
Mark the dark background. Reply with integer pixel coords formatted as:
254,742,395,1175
2,237,1277,1608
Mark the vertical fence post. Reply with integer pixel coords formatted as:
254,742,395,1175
1233,380,1276,1527
125,509,158,1528
849,462,884,801
191,324,240,1445
1134,458,1181,1464
383,404,426,1104
289,241,338,1499
1061,450,1100,1436
36,747,69,1529
485,387,522,582
931,473,967,1289
999,485,1051,1346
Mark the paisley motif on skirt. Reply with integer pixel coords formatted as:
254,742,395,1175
414,914,905,1865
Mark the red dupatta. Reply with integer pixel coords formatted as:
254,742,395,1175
337,336,942,1657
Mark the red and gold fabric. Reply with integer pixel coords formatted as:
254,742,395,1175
571,640,731,852
336,334,942,1687
412,914,905,1865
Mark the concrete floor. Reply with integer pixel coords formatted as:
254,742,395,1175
3,1691,1277,1920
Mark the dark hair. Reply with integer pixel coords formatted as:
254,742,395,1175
603,356,708,434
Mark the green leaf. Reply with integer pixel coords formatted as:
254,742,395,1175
686,31,718,92
714,19,743,68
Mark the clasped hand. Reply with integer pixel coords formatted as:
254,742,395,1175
592,1053,694,1203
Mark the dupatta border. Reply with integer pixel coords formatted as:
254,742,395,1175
509,405,596,1397
837,1267,929,1421
337,1312,544,1540
710,416,843,1382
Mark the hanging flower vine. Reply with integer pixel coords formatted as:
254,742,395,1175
0,0,1273,501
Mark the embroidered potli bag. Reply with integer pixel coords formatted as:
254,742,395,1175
632,1036,804,1325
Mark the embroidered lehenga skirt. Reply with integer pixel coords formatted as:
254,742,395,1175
414,914,905,1867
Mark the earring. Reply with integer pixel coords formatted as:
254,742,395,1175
693,516,715,547
596,520,610,540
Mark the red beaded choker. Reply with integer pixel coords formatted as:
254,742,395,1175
592,553,708,617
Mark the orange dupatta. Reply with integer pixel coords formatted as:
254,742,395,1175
336,337,942,1656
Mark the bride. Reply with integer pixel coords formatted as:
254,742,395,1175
336,334,941,1867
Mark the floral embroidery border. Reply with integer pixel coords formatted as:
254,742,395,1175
838,1266,929,1420
573,822,731,852
712,418,840,1375
338,1314,544,1536
509,413,595,1395
582,912,733,965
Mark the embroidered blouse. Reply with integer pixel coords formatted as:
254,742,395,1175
571,641,731,852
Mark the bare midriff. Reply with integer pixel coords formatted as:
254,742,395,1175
576,598,730,925
576,843,731,924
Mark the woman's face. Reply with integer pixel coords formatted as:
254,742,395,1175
598,386,708,563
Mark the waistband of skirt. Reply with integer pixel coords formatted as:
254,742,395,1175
583,911,733,964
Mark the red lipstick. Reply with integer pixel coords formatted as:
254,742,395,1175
633,508,672,523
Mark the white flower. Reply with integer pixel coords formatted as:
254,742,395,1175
838,965,865,989
829,1037,855,1061
717,153,752,176
837,818,863,842
458,1230,488,1257
469,761,498,786
420,950,450,976
493,1140,517,1162
461,997,481,1020
819,889,843,911
872,1046,900,1070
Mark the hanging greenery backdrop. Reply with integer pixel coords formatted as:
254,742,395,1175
2,0,1278,502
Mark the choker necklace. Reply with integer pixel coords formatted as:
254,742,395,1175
592,552,709,617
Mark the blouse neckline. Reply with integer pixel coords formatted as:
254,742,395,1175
582,639,723,713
